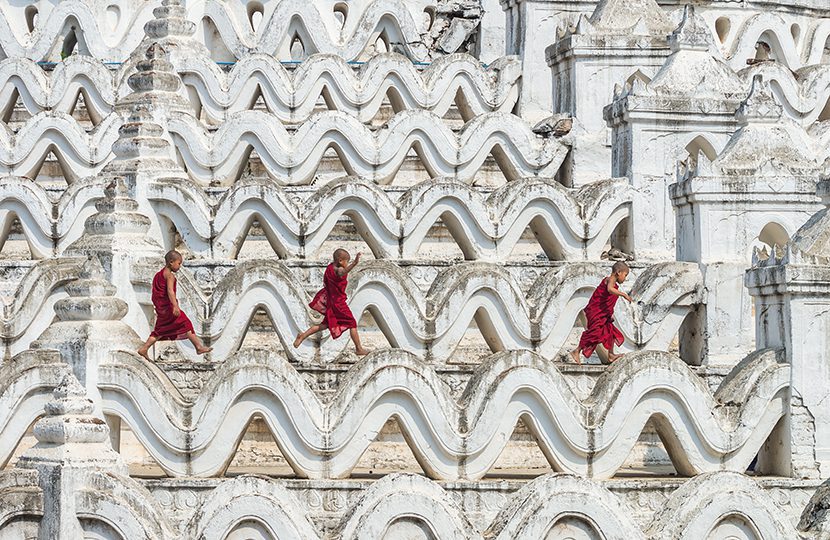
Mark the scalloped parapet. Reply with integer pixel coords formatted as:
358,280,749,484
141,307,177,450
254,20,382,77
93,347,787,479
0,52,522,124
739,62,830,126
0,111,119,182
141,176,631,260
124,259,702,362
177,52,522,124
720,11,830,71
0,258,85,359
0,0,481,63
167,109,569,185
0,469,809,538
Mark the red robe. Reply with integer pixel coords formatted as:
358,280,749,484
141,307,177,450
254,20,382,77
309,263,357,339
150,268,195,341
577,277,624,358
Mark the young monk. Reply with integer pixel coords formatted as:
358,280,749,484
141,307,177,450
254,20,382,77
137,250,212,361
294,248,369,356
569,261,633,364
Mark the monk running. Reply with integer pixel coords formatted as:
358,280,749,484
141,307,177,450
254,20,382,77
294,248,369,356
137,250,212,361
569,261,633,364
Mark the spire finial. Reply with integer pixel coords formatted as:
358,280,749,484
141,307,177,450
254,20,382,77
668,5,714,53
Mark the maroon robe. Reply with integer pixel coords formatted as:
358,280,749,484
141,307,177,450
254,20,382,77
309,263,357,339
577,277,624,358
150,268,195,341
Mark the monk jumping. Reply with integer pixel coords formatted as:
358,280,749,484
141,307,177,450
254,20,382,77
137,250,212,361
294,248,369,356
569,261,633,364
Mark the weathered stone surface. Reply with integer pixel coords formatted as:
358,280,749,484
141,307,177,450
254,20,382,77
647,472,800,539
143,176,631,260
83,347,789,481
746,171,830,479
0,0,829,537
123,258,703,362
545,0,673,185
671,76,823,366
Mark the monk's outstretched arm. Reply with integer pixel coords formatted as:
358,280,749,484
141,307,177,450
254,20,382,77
337,252,362,276
165,270,181,316
607,275,633,302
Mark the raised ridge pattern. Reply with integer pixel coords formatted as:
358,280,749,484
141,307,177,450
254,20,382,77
93,348,786,479
127,260,702,361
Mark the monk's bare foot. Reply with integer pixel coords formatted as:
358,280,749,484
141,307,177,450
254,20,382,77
355,348,370,356
196,346,212,356
608,352,623,363
137,347,152,362
293,334,302,348
569,349,582,365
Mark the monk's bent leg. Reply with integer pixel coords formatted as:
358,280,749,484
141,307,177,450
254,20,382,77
137,336,158,361
350,327,369,356
186,331,212,355
294,324,325,348
569,348,582,364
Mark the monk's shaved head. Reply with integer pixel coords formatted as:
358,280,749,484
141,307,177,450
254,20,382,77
612,261,629,274
333,248,350,263
165,250,183,265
